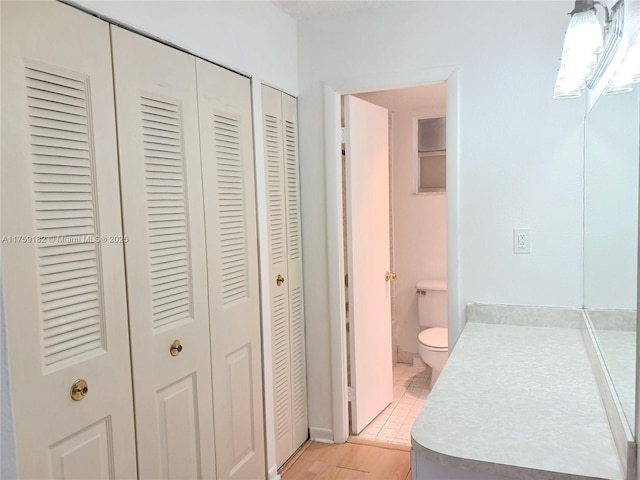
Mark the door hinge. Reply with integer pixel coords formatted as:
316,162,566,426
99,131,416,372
347,386,354,402
341,127,346,144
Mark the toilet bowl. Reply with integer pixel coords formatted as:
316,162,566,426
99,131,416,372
418,327,448,387
416,280,448,388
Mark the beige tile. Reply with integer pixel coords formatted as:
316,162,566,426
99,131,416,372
390,403,406,412
351,363,431,447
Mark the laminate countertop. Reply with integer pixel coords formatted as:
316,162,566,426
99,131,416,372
411,320,624,480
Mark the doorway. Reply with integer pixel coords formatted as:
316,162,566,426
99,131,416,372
342,84,448,445
323,66,461,445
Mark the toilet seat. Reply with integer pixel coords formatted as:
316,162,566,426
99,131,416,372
418,327,448,351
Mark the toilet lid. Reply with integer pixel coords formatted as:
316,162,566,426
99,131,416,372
418,327,448,350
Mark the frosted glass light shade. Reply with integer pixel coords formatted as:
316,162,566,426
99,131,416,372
554,10,604,99
605,34,640,95
564,11,604,56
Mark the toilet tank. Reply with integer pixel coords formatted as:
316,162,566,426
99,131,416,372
416,280,447,328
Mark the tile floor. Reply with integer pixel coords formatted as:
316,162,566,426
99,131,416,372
354,363,432,446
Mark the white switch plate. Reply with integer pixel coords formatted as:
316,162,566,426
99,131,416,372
513,228,531,254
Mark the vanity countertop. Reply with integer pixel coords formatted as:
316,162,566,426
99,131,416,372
411,321,624,480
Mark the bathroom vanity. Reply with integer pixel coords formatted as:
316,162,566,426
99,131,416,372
410,305,633,480
410,60,640,480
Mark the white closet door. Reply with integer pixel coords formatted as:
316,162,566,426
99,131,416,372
262,85,308,467
282,93,308,450
196,59,265,479
1,2,137,478
110,27,216,479
263,85,293,467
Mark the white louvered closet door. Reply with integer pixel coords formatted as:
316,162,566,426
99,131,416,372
0,2,137,478
196,60,265,479
282,93,308,452
110,27,216,479
262,85,308,467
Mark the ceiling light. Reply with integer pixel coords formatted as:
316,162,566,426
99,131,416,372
554,1,610,99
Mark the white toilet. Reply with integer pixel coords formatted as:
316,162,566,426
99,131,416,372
416,280,448,388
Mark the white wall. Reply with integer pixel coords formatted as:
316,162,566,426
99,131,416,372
72,0,298,95
584,86,639,310
298,0,585,439
392,107,448,357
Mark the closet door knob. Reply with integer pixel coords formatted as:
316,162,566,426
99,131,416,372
70,379,88,401
170,340,183,357
276,274,285,287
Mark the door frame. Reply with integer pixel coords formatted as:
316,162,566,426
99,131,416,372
323,66,461,443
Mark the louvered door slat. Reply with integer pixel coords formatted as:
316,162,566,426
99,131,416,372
24,65,105,370
42,283,98,304
285,120,301,261
272,291,292,440
290,286,306,425
43,323,101,348
27,87,87,109
265,115,286,265
212,113,249,305
40,274,97,295
141,95,194,332
43,316,101,339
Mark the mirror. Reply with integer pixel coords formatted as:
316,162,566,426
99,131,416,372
584,85,639,432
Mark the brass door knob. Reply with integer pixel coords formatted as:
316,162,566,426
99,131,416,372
276,274,285,286
385,272,397,282
170,340,183,357
70,379,88,401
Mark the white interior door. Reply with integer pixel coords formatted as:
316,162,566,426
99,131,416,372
262,85,308,467
196,59,265,479
0,2,137,478
345,95,393,434
110,26,216,479
281,92,309,456
262,85,293,467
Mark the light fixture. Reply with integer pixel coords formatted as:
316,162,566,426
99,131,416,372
604,31,640,94
553,0,612,99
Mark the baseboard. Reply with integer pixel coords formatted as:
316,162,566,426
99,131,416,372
396,349,414,365
309,427,334,444
267,464,280,480
581,315,635,480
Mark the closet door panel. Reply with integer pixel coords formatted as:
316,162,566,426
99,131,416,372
282,93,308,447
111,26,216,480
262,85,294,467
0,2,136,478
196,60,265,479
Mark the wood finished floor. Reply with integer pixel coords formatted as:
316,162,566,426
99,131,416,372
280,438,411,480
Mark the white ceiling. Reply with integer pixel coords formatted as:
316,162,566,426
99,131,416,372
355,83,447,113
271,1,447,113
272,1,385,20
